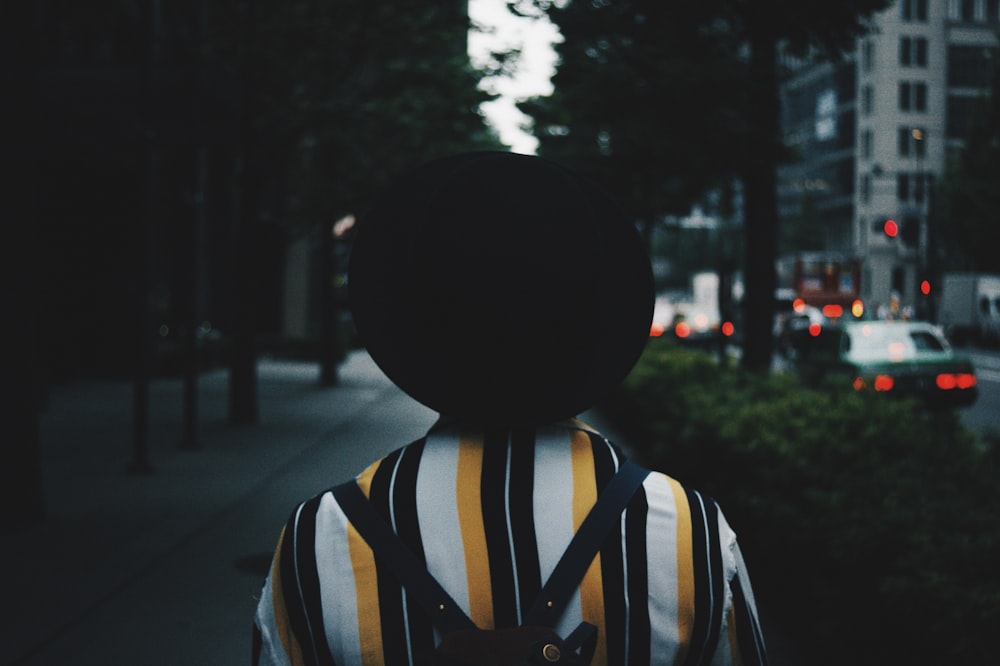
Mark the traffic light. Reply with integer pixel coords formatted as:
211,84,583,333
873,218,898,238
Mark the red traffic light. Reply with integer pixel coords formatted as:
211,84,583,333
882,219,899,237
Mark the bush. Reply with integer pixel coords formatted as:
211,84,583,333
600,338,1000,665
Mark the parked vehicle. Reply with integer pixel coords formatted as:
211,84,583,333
937,273,1000,346
796,320,978,408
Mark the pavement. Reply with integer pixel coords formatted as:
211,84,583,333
7,349,795,666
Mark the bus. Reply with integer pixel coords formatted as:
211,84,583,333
776,253,864,320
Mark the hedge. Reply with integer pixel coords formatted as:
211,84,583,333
600,338,1000,665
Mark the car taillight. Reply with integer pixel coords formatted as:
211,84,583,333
851,299,865,318
675,322,691,338
936,373,977,390
650,323,664,337
721,321,735,337
822,304,843,319
873,375,894,392
808,322,822,337
854,375,894,392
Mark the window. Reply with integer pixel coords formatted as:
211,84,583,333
900,37,929,67
897,172,910,201
989,0,1000,22
899,81,928,112
898,128,911,156
862,128,874,159
860,173,872,204
862,40,874,72
862,85,874,115
961,0,976,21
901,0,928,21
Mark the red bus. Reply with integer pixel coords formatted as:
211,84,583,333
776,253,864,320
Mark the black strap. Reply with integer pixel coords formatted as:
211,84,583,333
332,459,649,633
332,480,476,634
523,460,648,626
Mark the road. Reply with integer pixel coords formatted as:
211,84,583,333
961,347,1000,437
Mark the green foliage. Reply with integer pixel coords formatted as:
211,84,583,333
601,338,1000,665
205,1,504,228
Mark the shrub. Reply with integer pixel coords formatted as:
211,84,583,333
600,338,1000,665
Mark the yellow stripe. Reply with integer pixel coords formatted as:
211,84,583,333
350,463,385,666
668,477,694,666
727,605,745,666
270,526,308,665
570,430,608,666
457,432,494,628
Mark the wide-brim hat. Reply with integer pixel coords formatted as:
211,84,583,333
348,152,654,426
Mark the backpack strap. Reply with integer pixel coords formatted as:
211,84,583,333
332,459,649,634
523,460,648,626
332,480,477,634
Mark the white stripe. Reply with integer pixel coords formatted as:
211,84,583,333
315,493,364,666
533,425,584,638
620,508,631,663
290,505,323,666
504,439,523,623
693,492,716,658
643,473,681,660
417,428,470,631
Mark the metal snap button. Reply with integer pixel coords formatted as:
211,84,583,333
542,643,561,662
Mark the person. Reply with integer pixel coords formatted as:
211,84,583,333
252,152,767,665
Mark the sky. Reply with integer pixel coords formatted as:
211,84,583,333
467,0,562,154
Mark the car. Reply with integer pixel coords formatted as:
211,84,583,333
775,304,831,358
796,320,978,408
665,303,736,349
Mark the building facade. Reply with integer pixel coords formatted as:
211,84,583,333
779,0,999,317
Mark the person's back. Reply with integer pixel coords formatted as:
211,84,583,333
253,153,767,665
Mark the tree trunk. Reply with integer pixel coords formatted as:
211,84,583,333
740,21,780,375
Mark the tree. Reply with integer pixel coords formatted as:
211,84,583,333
520,0,891,373
205,1,502,407
935,71,1000,274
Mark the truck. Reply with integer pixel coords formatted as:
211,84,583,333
938,273,1000,346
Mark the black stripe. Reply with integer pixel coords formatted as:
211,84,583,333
701,498,725,665
684,488,712,666
292,495,337,666
481,429,518,628
509,428,542,621
586,430,620,494
252,623,263,666
393,439,437,663
732,575,768,666
599,499,627,664
369,449,410,665
278,510,312,665
625,488,651,666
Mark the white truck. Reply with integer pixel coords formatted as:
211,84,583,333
938,273,1000,346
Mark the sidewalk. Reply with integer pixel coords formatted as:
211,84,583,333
7,350,796,665
6,350,438,666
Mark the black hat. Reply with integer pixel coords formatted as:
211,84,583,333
348,152,653,426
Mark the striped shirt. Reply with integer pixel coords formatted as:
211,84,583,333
253,420,767,665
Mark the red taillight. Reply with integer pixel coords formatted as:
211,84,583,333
808,322,822,337
853,377,866,391
721,321,735,337
793,298,806,313
650,323,664,337
937,373,977,390
873,375,895,392
675,322,691,338
822,304,843,319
